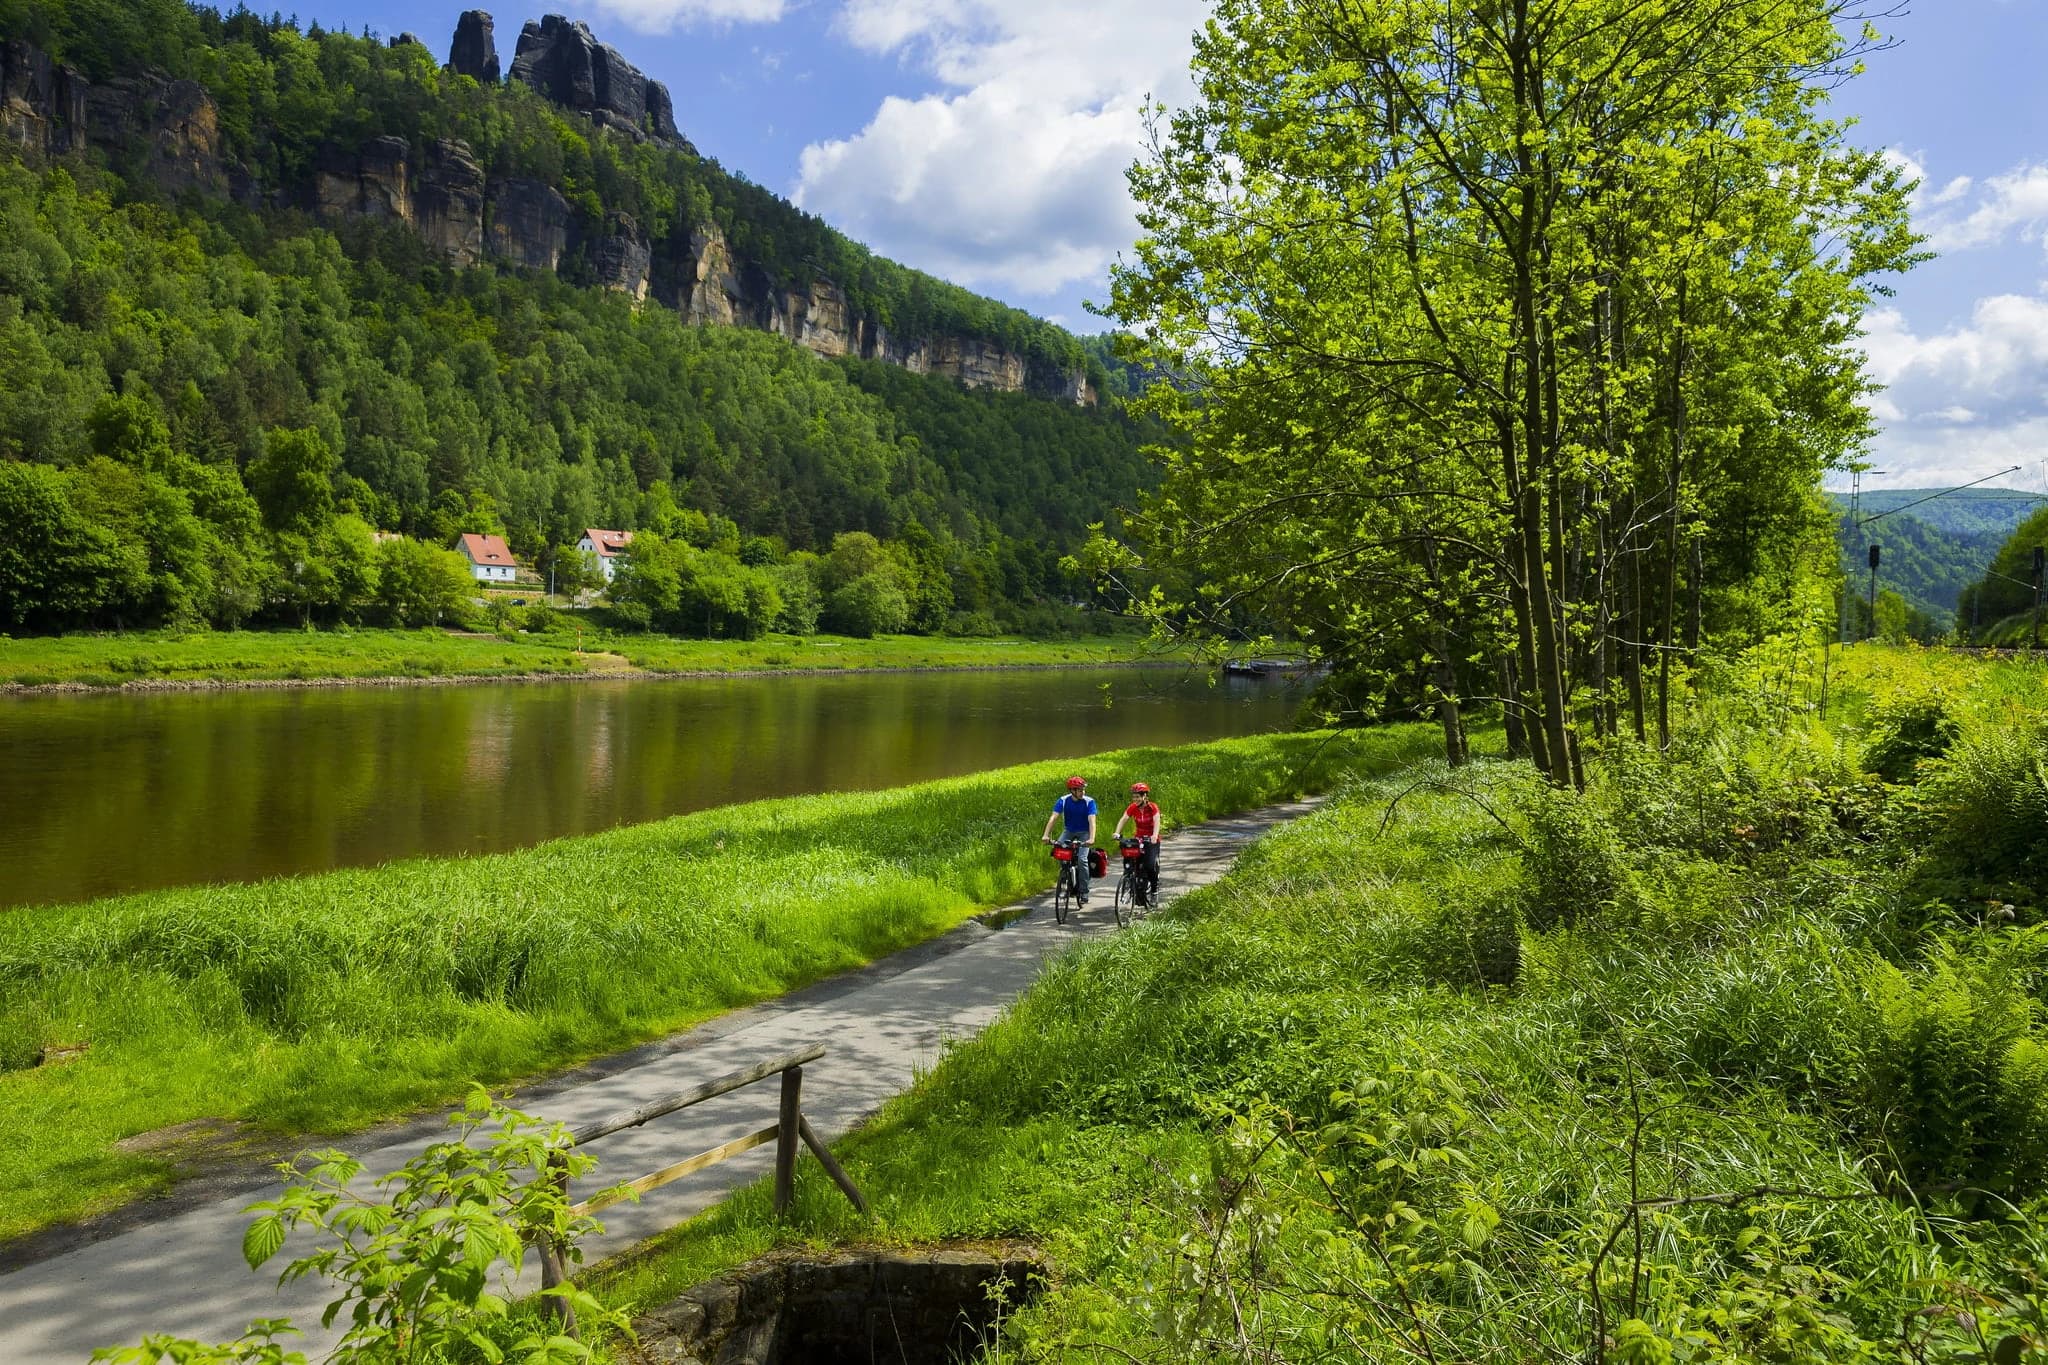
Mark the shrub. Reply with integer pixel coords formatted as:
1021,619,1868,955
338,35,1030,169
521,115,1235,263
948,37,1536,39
1889,720,2048,911
1517,784,1627,932
825,572,909,638
1862,685,1959,782
1842,931,2048,1194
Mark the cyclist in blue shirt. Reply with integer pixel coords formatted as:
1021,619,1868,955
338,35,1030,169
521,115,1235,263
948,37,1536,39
1040,775,1099,904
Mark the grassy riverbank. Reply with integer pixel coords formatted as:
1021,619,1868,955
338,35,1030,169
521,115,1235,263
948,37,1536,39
0,626,1158,690
592,647,2048,1362
0,727,1436,1242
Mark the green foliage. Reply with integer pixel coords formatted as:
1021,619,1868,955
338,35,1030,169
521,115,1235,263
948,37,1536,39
0,728,1371,1238
94,1093,626,1365
0,461,131,629
1844,933,2048,1195
825,572,909,638
1961,505,2048,641
0,13,1146,638
1861,682,1959,782
1516,783,1626,931
593,652,2048,1365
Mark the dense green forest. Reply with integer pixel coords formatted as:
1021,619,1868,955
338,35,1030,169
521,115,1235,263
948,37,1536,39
1960,505,2048,645
1827,489,2046,631
0,0,1151,635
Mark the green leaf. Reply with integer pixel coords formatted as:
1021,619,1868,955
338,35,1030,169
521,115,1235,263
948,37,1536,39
242,1214,288,1270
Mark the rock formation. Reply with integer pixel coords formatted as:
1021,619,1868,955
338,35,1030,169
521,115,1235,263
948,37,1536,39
0,26,1099,405
1,39,88,154
414,139,487,267
593,215,652,300
509,14,681,147
487,178,572,271
448,11,500,84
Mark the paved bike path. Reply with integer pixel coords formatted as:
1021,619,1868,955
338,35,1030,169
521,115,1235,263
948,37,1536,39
0,801,1318,1363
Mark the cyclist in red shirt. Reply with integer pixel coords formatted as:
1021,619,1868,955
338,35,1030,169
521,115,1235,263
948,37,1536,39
1112,782,1163,906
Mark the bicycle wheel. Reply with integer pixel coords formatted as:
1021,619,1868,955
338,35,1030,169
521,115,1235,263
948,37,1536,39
1053,866,1071,925
1113,872,1134,927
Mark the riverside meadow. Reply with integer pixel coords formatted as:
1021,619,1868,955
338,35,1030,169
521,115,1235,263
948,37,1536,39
0,626,1155,691
0,727,1430,1240
577,647,2048,1363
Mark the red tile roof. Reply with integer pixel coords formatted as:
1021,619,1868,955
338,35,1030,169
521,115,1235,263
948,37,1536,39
458,533,516,566
582,528,634,558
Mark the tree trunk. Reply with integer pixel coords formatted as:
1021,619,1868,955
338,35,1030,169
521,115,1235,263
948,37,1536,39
1500,655,1528,758
1430,631,1467,767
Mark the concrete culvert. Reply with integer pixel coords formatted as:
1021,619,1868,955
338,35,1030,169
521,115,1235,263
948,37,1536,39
625,1243,1046,1365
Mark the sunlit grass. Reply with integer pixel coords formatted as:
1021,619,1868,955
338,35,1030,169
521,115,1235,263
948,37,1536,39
0,726,1440,1241
0,625,1165,687
585,654,2048,1362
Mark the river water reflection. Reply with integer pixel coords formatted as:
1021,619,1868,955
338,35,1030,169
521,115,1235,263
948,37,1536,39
0,667,1304,909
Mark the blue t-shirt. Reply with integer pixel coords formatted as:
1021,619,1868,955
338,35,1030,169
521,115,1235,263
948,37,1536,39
1053,793,1097,836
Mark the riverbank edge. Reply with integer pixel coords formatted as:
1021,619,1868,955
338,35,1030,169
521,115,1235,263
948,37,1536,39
0,797,1324,1276
0,653,1200,697
0,728,1408,1247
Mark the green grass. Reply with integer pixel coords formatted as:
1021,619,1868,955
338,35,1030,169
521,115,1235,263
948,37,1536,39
605,631,1155,674
0,726,1440,1242
586,649,2048,1363
0,625,1161,688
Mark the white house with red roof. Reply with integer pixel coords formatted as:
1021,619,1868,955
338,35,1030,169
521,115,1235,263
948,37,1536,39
457,533,519,583
577,528,635,582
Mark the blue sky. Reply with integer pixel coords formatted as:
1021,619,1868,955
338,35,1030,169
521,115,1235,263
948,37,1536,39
321,1,2048,493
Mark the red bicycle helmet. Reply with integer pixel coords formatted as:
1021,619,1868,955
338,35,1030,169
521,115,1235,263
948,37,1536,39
1066,776,1086,789
1130,782,1150,794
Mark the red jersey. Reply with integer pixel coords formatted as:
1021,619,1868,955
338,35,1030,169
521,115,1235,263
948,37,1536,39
1125,801,1159,839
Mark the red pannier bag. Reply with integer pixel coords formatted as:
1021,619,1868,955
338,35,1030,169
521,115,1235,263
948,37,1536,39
1089,848,1109,878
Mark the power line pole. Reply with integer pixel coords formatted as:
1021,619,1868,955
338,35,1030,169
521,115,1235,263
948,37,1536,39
2034,545,2044,652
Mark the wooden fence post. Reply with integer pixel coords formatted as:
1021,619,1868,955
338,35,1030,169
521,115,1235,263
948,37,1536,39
774,1065,802,1218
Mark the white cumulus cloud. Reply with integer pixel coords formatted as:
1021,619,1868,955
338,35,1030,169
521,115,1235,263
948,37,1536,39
795,0,1208,302
1862,294,2048,484
1891,149,2048,254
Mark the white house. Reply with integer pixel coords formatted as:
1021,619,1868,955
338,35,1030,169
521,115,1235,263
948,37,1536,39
457,533,519,583
577,528,635,582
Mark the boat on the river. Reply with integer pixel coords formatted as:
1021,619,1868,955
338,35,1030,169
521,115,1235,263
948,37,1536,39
1223,656,1316,677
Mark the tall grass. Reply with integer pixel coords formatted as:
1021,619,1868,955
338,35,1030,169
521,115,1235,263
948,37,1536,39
593,650,2048,1364
0,725,1439,1240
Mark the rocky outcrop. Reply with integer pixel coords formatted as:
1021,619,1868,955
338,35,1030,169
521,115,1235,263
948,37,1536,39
921,336,1029,393
316,134,410,220
86,73,226,194
415,139,487,266
593,215,651,299
448,11,500,84
1,39,88,154
510,15,682,146
487,178,571,271
0,28,1094,405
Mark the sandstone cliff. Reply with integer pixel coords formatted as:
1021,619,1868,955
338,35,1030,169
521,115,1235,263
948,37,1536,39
509,15,686,149
0,22,1096,406
449,11,500,84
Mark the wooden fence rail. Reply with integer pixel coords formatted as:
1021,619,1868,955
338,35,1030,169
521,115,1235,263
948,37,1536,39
537,1042,868,1337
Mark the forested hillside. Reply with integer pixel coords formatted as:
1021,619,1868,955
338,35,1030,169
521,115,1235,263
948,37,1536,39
0,0,1154,635
1829,488,2046,629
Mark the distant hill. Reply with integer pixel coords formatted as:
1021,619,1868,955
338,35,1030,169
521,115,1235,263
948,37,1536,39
1828,489,2048,625
0,1,1155,636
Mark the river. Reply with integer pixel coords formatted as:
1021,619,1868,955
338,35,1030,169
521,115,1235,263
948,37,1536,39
0,667,1305,910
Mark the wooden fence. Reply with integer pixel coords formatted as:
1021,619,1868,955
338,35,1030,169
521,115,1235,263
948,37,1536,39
537,1042,867,1335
